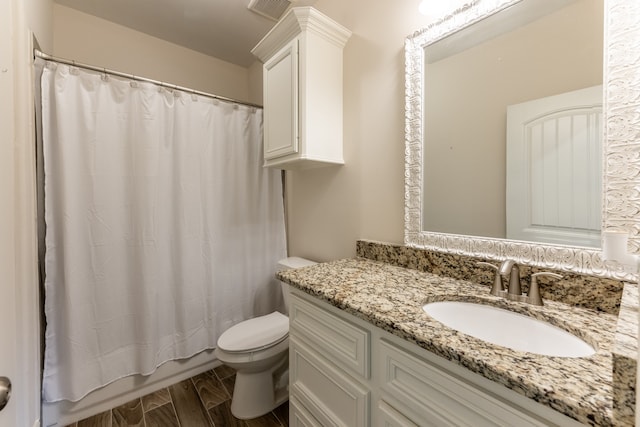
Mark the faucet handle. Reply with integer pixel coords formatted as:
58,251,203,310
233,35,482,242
528,272,563,306
477,262,504,296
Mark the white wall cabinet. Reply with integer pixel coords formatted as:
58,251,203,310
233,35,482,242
252,7,351,169
288,289,586,427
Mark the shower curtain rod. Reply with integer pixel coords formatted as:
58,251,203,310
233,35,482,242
34,49,263,109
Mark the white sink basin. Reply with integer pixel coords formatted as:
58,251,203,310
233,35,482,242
422,301,595,358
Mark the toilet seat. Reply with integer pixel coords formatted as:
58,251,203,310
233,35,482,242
217,311,289,353
215,337,289,367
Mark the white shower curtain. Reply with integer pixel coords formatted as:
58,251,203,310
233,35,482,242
39,59,287,403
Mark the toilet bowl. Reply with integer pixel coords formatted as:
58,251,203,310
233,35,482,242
214,256,316,420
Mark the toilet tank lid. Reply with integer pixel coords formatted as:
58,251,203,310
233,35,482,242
217,312,289,352
278,257,317,270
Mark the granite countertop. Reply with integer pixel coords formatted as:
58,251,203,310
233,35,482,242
277,257,627,426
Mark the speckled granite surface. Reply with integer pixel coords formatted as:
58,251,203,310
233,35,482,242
278,257,636,426
357,240,625,314
613,284,639,425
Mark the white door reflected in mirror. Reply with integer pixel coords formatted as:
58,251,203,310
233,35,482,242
506,85,603,247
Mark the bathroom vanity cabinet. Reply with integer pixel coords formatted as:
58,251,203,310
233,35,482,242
251,8,351,170
288,288,585,426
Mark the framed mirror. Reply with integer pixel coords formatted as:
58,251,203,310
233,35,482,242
405,0,640,280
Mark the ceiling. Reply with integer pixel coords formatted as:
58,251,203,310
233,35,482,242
54,0,311,67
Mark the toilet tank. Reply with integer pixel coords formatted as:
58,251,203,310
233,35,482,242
277,257,316,314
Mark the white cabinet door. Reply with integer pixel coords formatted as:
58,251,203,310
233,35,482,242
263,39,298,161
379,339,567,427
290,338,370,426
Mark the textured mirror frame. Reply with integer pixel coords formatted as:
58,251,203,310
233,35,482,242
405,0,640,280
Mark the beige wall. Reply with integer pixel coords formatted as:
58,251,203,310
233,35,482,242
284,1,432,261
53,4,252,103
248,60,263,105
25,0,53,51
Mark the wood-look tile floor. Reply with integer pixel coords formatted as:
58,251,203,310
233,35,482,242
66,365,288,427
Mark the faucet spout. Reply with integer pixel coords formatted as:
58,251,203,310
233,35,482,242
499,260,522,296
498,259,516,275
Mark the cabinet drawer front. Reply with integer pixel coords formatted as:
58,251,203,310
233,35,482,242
379,340,549,427
291,338,370,427
290,396,323,427
377,400,419,427
290,293,370,379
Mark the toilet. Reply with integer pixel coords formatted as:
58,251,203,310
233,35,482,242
214,256,316,419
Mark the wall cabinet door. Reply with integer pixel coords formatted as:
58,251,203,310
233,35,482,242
263,39,298,161
252,7,351,169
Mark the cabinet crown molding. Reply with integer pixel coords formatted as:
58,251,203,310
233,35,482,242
252,6,352,62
